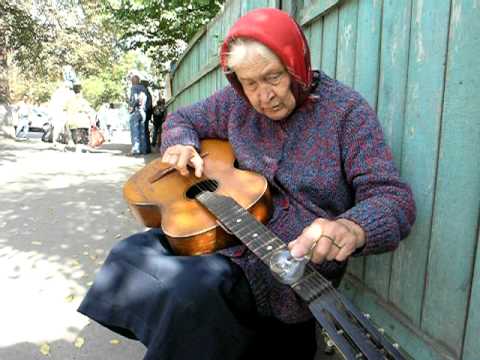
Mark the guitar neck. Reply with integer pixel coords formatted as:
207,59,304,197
196,191,327,302
196,191,407,360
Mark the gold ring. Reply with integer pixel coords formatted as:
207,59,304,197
310,237,320,251
320,235,342,249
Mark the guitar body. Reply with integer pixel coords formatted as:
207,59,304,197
123,139,272,255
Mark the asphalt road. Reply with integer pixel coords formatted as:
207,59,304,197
0,132,340,360
0,133,149,359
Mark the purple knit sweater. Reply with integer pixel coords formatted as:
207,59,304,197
160,71,416,323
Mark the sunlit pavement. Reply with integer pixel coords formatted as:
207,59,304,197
0,132,156,359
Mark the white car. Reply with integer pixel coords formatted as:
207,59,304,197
28,107,51,132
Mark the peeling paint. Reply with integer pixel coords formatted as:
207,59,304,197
417,32,426,63
415,0,425,63
451,1,462,27
343,24,352,47
415,0,424,25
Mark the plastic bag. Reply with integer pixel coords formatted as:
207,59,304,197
89,126,105,148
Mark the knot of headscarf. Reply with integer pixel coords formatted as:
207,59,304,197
220,8,313,107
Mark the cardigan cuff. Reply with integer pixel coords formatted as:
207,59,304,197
160,128,200,154
337,207,400,256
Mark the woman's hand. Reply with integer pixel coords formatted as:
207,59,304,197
288,218,366,264
161,144,204,177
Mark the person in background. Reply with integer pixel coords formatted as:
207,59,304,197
96,103,111,142
141,79,153,154
127,75,148,155
151,97,166,150
105,103,116,141
79,8,416,360
49,82,75,149
64,83,95,152
14,95,31,140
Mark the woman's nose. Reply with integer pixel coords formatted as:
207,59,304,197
258,84,274,103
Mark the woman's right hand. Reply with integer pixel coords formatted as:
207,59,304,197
161,144,204,178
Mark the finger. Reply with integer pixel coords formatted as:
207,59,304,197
335,241,356,262
189,152,204,178
162,153,175,165
176,149,191,176
161,148,178,164
326,244,341,261
290,222,324,258
310,235,334,263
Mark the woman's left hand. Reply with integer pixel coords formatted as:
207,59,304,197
288,218,366,264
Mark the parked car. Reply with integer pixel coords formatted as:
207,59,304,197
28,107,51,132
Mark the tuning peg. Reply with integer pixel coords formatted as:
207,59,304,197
393,343,400,349
363,313,371,319
321,330,336,355
378,327,385,334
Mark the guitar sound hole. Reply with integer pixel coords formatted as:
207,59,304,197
186,179,219,199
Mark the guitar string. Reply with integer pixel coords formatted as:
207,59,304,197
193,178,344,305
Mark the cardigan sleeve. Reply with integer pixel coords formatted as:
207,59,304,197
337,96,416,256
160,86,236,154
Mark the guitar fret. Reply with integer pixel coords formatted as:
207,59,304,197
196,192,286,264
293,269,331,302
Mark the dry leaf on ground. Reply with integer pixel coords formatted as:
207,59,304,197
74,337,85,348
39,343,50,356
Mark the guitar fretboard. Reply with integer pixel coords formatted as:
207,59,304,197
196,191,331,303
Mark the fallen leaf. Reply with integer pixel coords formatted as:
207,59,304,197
114,234,121,239
70,259,80,267
83,251,89,256
110,339,120,345
74,337,85,348
32,241,42,245
86,281,93,286
65,294,75,302
39,343,50,356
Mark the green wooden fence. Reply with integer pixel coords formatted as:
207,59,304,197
167,1,480,358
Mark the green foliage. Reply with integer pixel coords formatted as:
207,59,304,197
3,0,224,107
0,1,51,62
82,51,148,109
102,0,224,73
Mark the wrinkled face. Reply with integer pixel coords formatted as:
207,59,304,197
234,54,296,121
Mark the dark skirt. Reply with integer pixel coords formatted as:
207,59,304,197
70,128,89,144
78,229,317,360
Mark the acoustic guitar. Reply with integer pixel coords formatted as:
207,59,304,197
123,139,408,360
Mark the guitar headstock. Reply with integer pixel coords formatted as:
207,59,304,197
309,291,409,359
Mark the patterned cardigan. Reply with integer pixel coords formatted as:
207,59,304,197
160,71,416,323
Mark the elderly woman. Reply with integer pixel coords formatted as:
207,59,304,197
79,8,416,360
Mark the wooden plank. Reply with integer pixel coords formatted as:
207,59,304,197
364,0,412,298
308,18,323,70
353,0,382,109
340,275,457,360
335,0,365,282
464,230,480,360
299,0,341,26
335,0,358,85
320,8,339,84
390,0,451,326
422,0,480,355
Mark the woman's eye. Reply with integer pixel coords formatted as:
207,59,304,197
266,74,282,83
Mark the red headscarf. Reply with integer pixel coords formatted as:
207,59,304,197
220,8,313,107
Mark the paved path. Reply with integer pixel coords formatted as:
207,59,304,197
0,133,339,360
0,134,151,359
